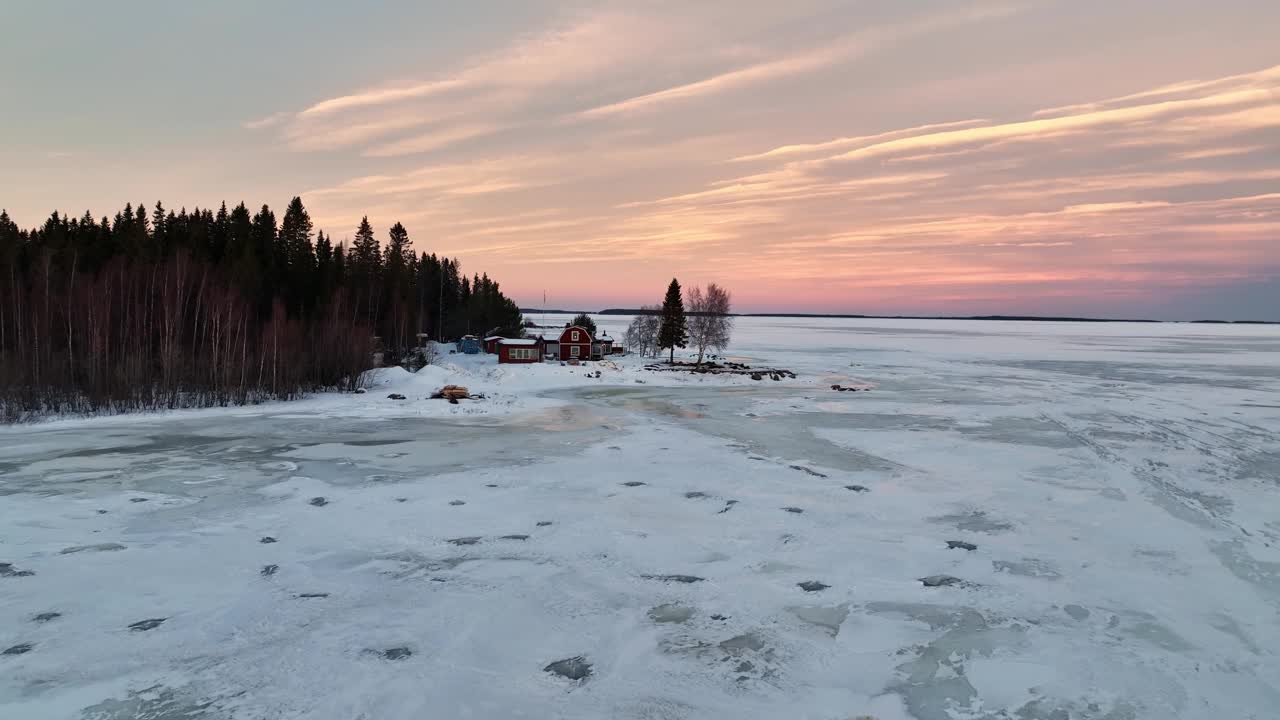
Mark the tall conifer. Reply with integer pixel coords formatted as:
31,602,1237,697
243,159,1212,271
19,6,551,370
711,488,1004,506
657,278,688,363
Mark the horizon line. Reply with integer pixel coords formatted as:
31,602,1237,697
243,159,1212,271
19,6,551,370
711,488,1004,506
520,308,1279,325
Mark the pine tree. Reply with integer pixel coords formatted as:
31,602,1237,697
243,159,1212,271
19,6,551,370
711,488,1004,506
279,197,314,270
349,217,381,326
278,197,316,315
332,242,346,288
151,202,167,254
418,252,441,340
657,278,688,363
382,222,412,352
351,217,380,269
315,230,334,305
249,205,277,316
210,202,230,264
223,203,256,302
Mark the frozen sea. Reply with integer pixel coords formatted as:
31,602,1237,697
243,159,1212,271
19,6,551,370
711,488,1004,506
2,317,1279,720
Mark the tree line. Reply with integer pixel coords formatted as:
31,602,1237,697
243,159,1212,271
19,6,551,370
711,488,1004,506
626,278,732,364
0,198,524,420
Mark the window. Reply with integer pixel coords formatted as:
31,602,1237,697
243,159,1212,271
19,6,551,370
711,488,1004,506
572,331,581,341
570,345,580,358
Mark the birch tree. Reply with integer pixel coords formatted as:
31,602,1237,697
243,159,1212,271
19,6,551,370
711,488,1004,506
686,283,733,365
624,305,660,357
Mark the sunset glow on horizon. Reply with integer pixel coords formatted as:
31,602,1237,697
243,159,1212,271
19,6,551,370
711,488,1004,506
4,1,1278,319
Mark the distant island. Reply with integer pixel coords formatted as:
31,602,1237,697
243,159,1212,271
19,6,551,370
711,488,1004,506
519,309,1276,324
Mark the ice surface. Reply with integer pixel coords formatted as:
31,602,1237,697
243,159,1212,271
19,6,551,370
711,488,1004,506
648,603,695,624
1,317,1279,718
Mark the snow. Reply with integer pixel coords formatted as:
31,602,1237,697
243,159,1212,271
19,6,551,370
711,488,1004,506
2,316,1279,719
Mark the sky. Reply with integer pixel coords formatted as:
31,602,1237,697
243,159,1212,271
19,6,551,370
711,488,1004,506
3,0,1279,320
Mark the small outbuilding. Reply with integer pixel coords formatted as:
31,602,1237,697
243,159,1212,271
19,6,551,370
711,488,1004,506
483,336,504,354
557,326,593,361
593,332,614,359
457,335,482,354
497,337,544,364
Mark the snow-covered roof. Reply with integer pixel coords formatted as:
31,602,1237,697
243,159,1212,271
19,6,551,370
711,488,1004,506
484,336,504,341
597,333,613,341
499,338,541,346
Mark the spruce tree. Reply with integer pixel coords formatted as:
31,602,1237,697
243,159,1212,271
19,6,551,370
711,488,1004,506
571,313,597,338
350,217,381,326
383,222,412,350
657,278,687,363
210,202,230,264
315,230,333,303
278,197,316,315
249,205,278,315
351,217,380,269
279,197,314,272
151,202,167,254
332,242,346,287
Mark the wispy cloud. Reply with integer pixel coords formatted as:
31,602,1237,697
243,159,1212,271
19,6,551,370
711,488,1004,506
579,3,1026,119
246,2,1027,160
363,123,506,158
243,112,290,130
232,6,1279,316
819,85,1275,164
249,10,675,156
299,79,466,118
1031,64,1280,118
731,120,989,162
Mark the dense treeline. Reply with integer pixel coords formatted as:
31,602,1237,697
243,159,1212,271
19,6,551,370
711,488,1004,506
0,198,523,420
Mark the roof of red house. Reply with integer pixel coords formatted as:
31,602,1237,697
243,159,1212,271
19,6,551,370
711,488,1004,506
499,338,541,346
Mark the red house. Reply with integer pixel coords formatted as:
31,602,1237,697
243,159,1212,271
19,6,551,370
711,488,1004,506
557,326,592,361
497,337,544,364
483,336,503,354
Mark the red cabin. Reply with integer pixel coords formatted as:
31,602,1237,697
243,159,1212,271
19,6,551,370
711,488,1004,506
557,326,593,361
483,336,503,354
497,337,544,364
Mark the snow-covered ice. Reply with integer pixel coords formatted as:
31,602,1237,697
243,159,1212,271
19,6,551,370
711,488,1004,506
2,316,1279,719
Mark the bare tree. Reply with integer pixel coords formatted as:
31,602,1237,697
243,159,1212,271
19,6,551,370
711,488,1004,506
686,283,733,365
639,307,660,358
624,305,661,357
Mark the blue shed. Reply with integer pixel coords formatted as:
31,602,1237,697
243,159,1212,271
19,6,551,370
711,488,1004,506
457,335,482,354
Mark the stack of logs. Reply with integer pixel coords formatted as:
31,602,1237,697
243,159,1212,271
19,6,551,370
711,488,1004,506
431,385,474,404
